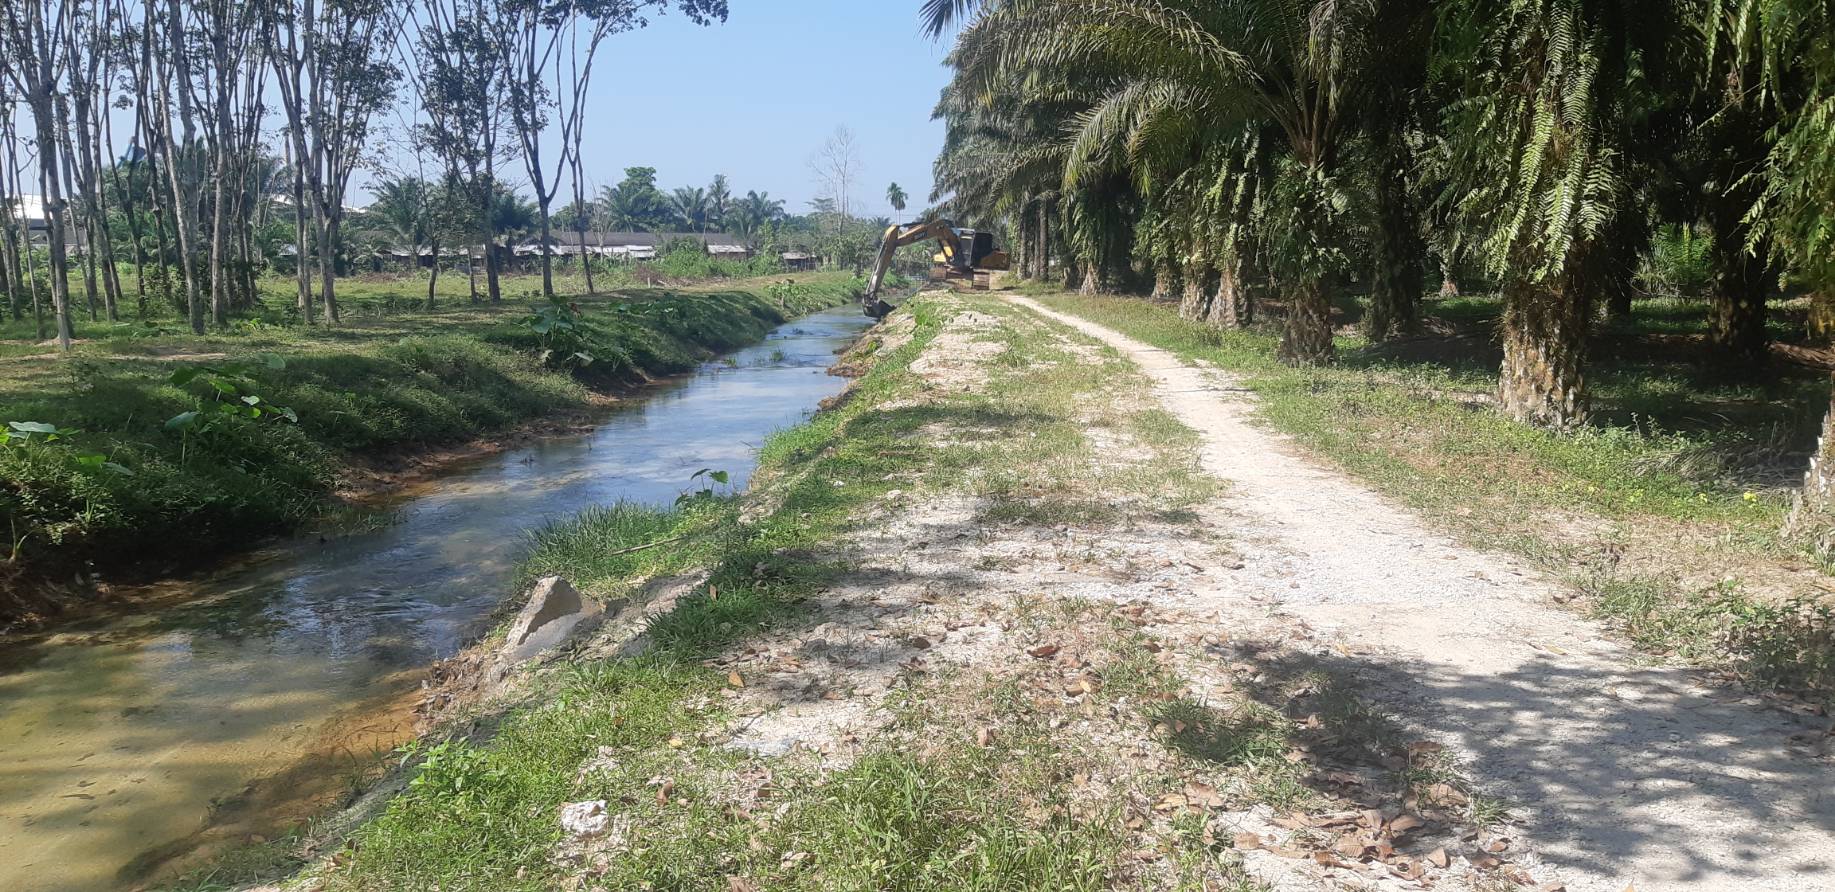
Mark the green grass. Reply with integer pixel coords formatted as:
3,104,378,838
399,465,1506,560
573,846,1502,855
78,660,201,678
0,271,863,613
1036,290,1835,700
280,292,1253,891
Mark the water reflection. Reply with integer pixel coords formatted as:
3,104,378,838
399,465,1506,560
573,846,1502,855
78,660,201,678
0,309,870,892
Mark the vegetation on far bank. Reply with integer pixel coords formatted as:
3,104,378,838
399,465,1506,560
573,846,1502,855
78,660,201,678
1036,287,1835,701
0,270,864,621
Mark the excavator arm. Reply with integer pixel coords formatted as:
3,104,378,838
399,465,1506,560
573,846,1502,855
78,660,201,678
864,221,959,306
862,219,1006,317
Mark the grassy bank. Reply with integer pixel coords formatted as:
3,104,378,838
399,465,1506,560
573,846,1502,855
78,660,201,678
185,292,1297,892
1035,289,1835,700
0,272,862,620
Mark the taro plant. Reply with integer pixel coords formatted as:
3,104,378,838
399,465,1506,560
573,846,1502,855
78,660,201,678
164,356,300,463
676,467,732,505
0,421,132,475
520,294,596,369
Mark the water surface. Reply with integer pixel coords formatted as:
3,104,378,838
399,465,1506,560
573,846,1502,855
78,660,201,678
0,309,870,891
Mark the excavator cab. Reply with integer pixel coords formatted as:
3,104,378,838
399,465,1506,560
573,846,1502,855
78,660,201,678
862,220,1010,318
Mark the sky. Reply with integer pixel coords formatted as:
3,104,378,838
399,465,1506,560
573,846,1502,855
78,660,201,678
8,2,958,221
379,0,958,220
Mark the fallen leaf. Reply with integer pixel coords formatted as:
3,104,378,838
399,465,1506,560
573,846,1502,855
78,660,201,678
906,636,932,650
655,779,675,806
975,726,993,747
1388,813,1426,834
1333,835,1369,860
726,878,755,892
1390,860,1426,881
1426,847,1450,868
1185,782,1224,809
1469,853,1503,870
1232,832,1264,850
727,671,744,688
1406,740,1446,757
1028,644,1061,659
1423,782,1468,806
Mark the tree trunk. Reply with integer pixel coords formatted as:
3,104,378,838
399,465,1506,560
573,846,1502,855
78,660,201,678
27,102,75,349
1079,263,1100,296
538,203,555,298
1365,143,1423,341
1785,377,1835,558
575,205,595,296
1205,253,1249,329
1497,250,1593,428
485,243,503,303
1037,198,1051,283
1439,261,1459,298
1278,276,1333,365
1706,203,1773,363
1179,260,1213,321
426,237,440,310
318,212,340,323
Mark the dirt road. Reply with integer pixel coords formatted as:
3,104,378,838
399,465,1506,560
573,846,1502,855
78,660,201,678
1009,295,1835,892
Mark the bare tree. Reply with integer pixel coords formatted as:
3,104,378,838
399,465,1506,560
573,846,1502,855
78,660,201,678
809,125,863,222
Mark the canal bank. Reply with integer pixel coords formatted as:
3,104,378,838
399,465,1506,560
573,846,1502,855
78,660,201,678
0,306,875,892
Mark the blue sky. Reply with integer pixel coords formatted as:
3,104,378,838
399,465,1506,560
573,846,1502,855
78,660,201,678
438,1,955,219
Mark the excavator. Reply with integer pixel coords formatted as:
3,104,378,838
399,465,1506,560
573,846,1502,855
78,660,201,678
861,219,1010,317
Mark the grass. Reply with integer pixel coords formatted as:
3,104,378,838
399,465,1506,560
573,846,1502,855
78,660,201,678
246,291,1257,892
0,269,864,619
1036,289,1835,700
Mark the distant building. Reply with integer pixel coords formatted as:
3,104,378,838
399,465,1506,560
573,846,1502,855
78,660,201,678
780,251,817,272
516,231,754,265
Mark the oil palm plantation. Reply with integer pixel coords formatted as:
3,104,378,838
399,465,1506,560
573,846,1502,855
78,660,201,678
951,0,1393,363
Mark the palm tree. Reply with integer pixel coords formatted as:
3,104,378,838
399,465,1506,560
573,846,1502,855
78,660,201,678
670,186,710,232
731,190,786,241
954,0,1387,364
368,176,432,255
1435,0,1689,426
707,174,732,231
886,182,908,215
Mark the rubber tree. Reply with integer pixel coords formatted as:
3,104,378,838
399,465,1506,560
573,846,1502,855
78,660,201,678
265,0,400,325
0,0,78,348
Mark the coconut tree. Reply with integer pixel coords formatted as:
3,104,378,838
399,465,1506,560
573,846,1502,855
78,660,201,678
886,182,908,214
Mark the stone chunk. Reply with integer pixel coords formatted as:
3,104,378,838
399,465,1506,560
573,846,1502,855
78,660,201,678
502,576,603,664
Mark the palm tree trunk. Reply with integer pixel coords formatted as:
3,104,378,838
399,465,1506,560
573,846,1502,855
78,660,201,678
1785,377,1835,557
1365,142,1423,341
1497,245,1594,428
1205,252,1248,329
1706,200,1772,363
1037,197,1051,282
1278,181,1336,364
1278,277,1334,364
1180,259,1212,321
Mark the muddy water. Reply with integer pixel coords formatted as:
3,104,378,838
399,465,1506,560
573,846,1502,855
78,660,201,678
0,308,871,892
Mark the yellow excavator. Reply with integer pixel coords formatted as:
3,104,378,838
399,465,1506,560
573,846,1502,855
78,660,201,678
862,219,1010,317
